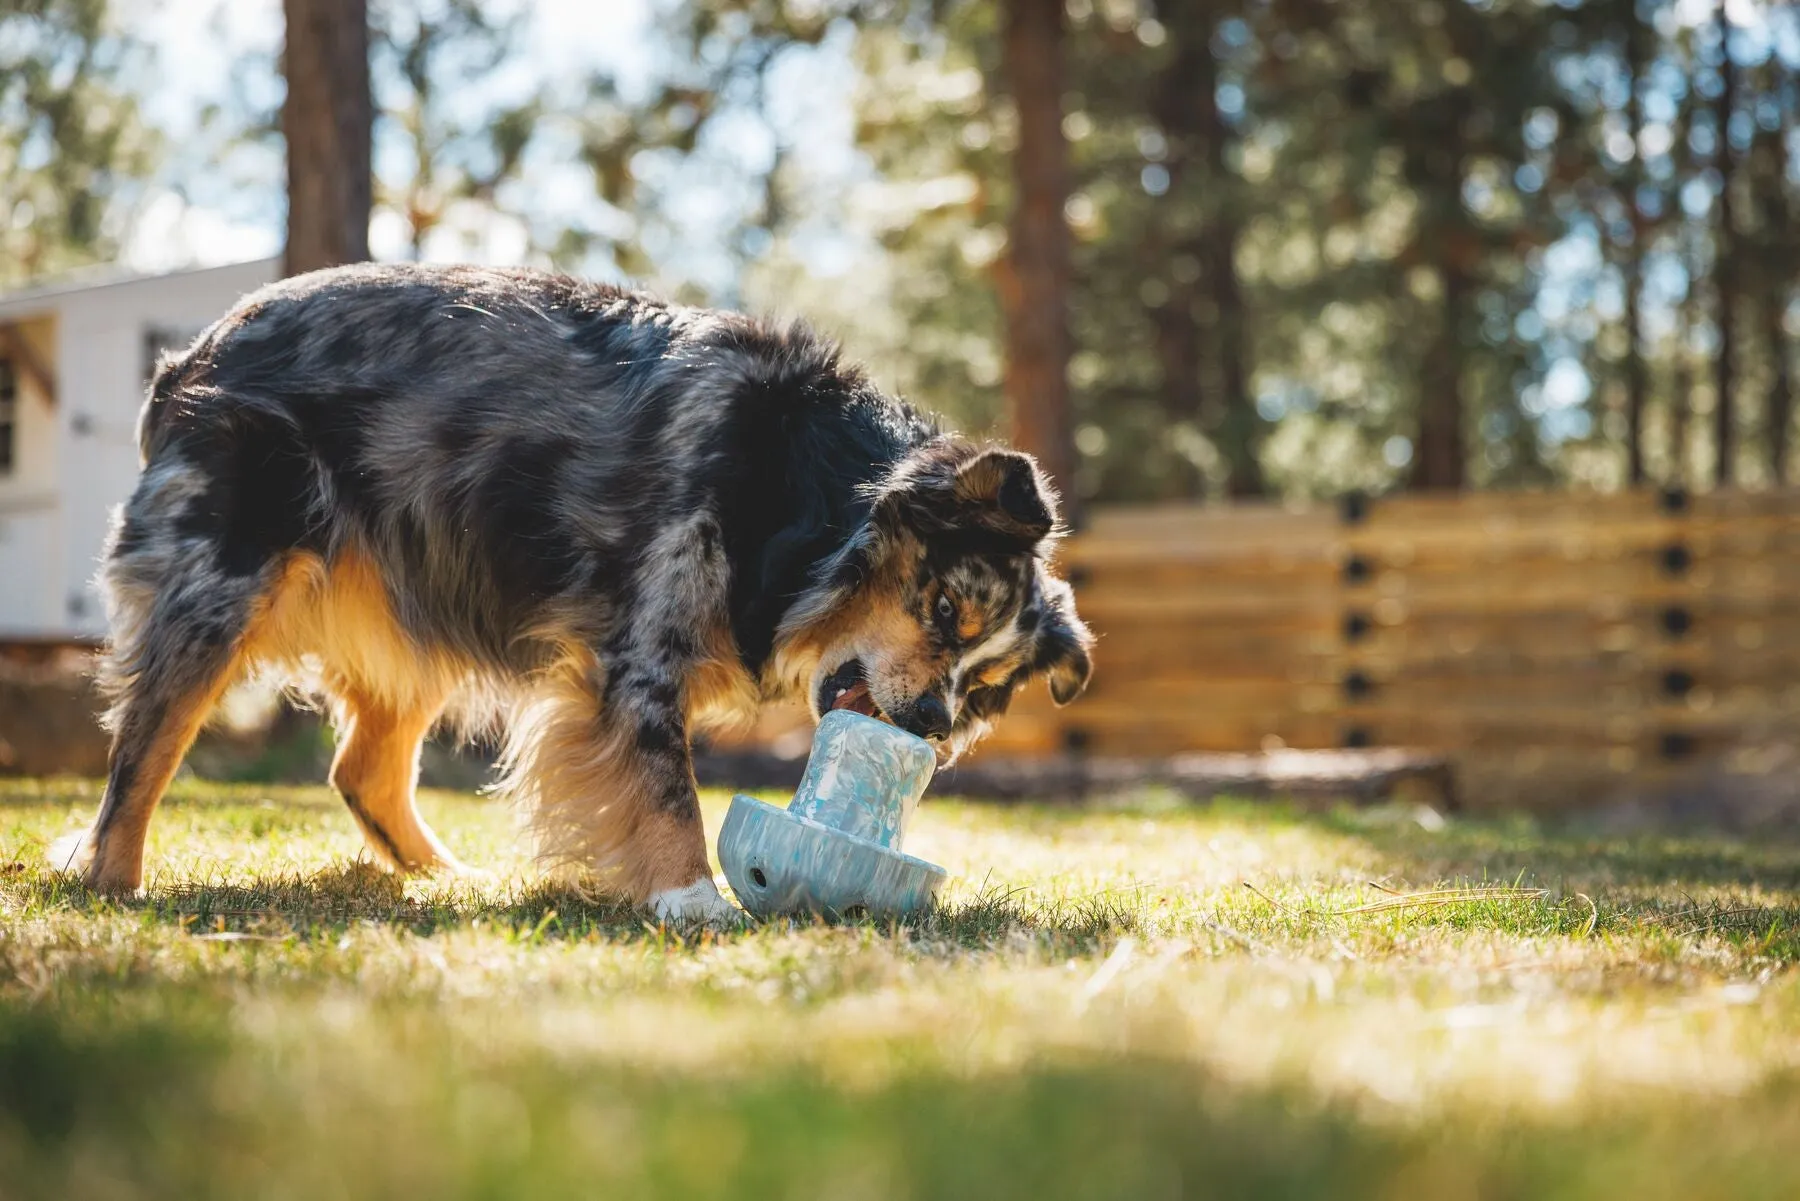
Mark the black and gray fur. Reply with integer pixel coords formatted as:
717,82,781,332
64,263,1093,917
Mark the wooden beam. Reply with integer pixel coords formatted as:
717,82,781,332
0,323,56,404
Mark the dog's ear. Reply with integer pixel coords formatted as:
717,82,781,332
1031,571,1093,706
883,445,1059,553
952,449,1057,543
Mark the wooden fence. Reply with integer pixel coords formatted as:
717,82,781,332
717,486,1800,811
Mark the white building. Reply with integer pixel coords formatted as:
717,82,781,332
0,259,278,641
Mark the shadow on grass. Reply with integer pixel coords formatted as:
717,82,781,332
4,992,1800,1201
1303,803,1800,894
17,863,1136,953
1259,801,1800,959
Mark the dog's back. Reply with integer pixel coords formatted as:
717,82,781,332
120,264,907,664
76,264,922,905
65,263,1088,925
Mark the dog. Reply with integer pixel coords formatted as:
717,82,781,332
60,263,1092,922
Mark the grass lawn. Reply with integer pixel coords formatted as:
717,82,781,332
5,778,1800,1199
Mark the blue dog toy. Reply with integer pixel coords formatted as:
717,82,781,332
718,710,948,918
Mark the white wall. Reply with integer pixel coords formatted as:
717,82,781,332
0,508,62,636
0,259,277,639
54,259,277,637
0,316,66,635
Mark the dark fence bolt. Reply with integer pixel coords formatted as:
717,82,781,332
1339,491,1369,525
1661,668,1695,698
1660,605,1693,638
1660,543,1692,576
1659,731,1698,761
1341,725,1373,749
1659,486,1689,515
1066,565,1092,590
1343,611,1372,642
1343,554,1373,585
1341,669,1374,701
1061,727,1092,755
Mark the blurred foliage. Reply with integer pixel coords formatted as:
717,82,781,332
0,0,157,288
370,0,542,260
679,0,1798,504
4,0,1795,504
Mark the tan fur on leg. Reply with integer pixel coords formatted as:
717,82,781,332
243,549,492,727
630,805,715,898
499,649,713,904
328,694,464,872
80,654,241,894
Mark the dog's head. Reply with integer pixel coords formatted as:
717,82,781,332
780,441,1093,760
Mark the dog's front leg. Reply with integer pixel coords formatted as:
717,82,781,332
601,659,741,926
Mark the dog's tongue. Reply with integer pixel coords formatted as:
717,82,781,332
829,681,880,717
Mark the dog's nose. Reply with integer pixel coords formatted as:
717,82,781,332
903,695,954,742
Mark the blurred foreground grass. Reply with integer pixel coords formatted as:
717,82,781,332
6,778,1800,1199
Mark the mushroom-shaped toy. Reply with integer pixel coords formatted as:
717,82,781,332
718,710,948,918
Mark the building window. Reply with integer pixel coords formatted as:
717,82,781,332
143,325,200,386
0,358,16,475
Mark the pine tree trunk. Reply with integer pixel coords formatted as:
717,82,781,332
1671,227,1697,489
1181,0,1261,497
1146,0,1260,499
1625,241,1648,485
1753,73,1793,485
1623,8,1648,486
1667,31,1700,490
998,0,1078,521
1148,0,1207,497
1151,292,1205,491
1411,265,1468,490
1713,2,1737,487
1769,293,1793,485
1203,79,1261,499
1407,82,1471,493
283,0,372,276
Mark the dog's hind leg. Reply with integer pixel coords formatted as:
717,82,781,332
76,650,243,894
328,693,466,873
64,395,326,893
63,508,272,894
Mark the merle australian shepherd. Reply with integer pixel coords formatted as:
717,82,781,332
61,263,1093,922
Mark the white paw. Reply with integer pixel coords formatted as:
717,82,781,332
48,829,96,875
648,877,743,927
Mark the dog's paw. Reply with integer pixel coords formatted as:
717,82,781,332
50,831,146,895
409,847,483,880
648,877,744,927
443,859,495,884
48,829,96,876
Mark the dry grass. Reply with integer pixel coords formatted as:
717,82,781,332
5,777,1800,1199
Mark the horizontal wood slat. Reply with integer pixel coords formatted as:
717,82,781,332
712,487,1800,809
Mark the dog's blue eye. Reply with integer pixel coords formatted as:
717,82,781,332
935,594,956,629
